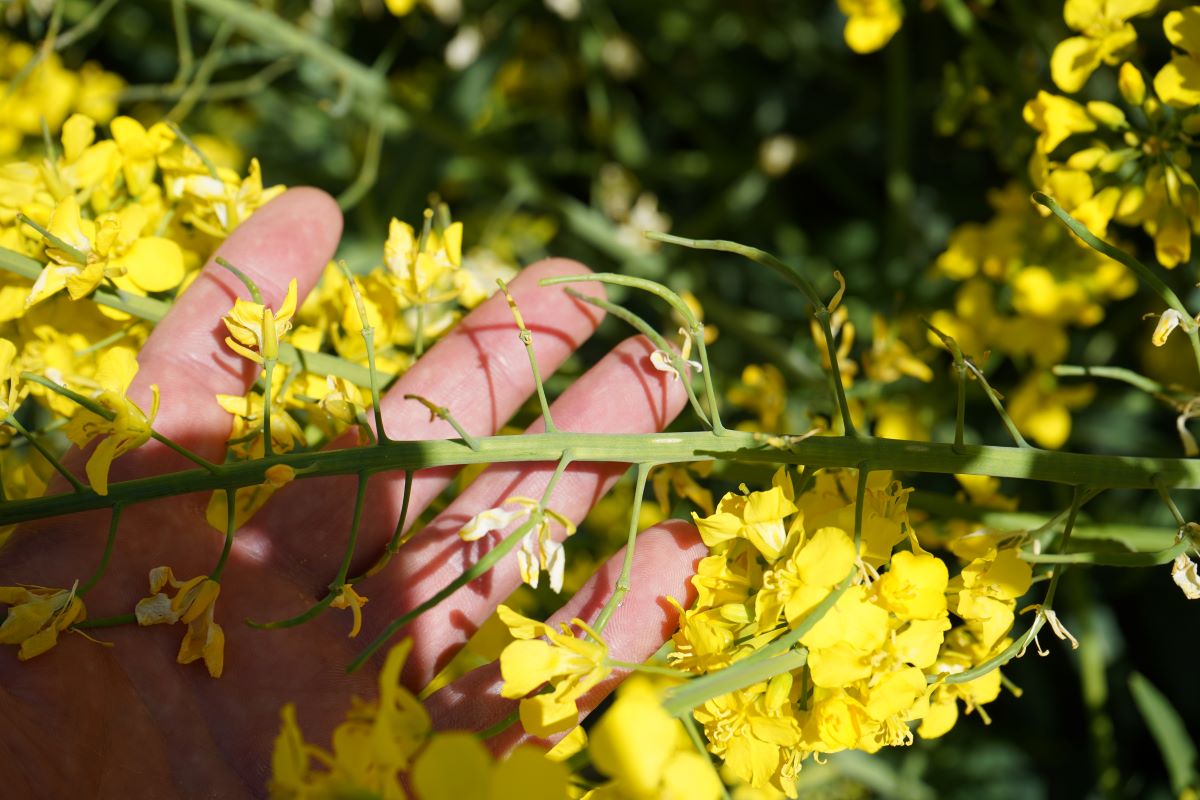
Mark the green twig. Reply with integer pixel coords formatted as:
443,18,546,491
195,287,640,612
594,462,654,633
77,506,121,596
4,413,85,493
499,278,557,433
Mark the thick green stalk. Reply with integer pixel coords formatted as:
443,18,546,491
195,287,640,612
8,432,1200,526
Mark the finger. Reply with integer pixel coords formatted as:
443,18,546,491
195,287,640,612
125,187,342,467
423,519,705,754
242,258,604,575
363,334,690,689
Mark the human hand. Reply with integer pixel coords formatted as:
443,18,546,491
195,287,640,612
0,188,705,798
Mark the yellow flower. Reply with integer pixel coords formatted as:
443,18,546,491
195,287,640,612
693,679,802,796
1050,0,1157,93
1023,91,1096,153
496,604,611,738
270,639,432,798
1007,373,1095,449
109,116,175,196
953,546,1033,650
755,526,856,629
0,337,25,418
222,278,298,363
692,468,798,562
384,214,463,305
410,732,570,800
134,566,224,678
216,389,305,460
26,195,125,307
651,461,714,517
590,678,723,800
727,363,787,432
863,314,933,384
837,0,903,54
0,584,86,660
800,585,890,688
63,346,159,495
875,547,949,621
1155,8,1200,107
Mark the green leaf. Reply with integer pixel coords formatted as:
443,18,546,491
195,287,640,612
1129,672,1199,795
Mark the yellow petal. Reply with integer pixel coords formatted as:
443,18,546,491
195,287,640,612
1051,37,1103,93
119,237,185,293
1154,54,1200,108
411,732,491,800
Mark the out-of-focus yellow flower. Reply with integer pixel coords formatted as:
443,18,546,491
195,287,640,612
134,566,224,677
1007,373,1096,449
1024,91,1096,153
0,584,86,660
411,732,571,799
270,639,432,798
727,363,787,432
497,604,611,738
652,461,714,516
1050,0,1157,93
837,0,903,54
589,677,723,800
1155,8,1200,107
863,315,933,384
63,346,159,495
223,278,298,363
0,337,25,417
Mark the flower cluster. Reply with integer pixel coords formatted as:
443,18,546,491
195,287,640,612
666,467,1030,796
270,639,569,799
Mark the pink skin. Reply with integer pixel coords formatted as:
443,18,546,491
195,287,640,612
0,188,706,798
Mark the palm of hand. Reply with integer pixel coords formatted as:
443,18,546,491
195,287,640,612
0,189,704,798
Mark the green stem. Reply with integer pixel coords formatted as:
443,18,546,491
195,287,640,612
816,309,858,438
12,432,1200,526
183,0,389,103
352,470,413,582
965,359,1032,449
54,0,120,50
209,488,237,581
4,413,85,493
337,115,385,212
594,462,653,633
339,262,389,442
149,432,221,474
563,288,711,428
165,121,220,180
500,279,556,432
404,394,480,450
77,506,121,596
262,357,276,458
607,660,686,677
215,256,263,304
1053,365,1167,396
169,0,195,89
663,648,808,717
247,472,370,629
17,214,86,265
72,613,137,630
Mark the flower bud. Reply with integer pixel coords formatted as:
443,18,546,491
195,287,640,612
1086,101,1127,129
1118,62,1146,106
